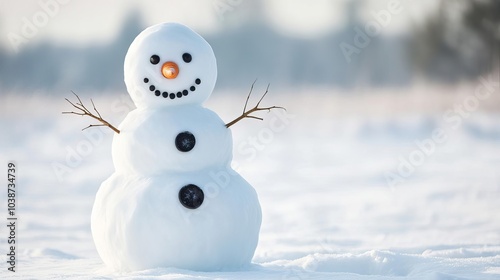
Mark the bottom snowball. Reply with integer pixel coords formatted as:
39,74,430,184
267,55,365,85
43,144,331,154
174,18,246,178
91,168,262,271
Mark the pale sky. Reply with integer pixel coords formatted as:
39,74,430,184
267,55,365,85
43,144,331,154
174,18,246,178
0,0,439,52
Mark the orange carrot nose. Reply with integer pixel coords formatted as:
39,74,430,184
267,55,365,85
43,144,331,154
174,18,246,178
161,61,179,79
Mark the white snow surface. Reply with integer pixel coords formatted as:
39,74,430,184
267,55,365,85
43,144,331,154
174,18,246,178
1,87,500,279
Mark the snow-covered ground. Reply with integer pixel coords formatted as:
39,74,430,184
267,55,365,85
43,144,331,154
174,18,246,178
1,85,500,279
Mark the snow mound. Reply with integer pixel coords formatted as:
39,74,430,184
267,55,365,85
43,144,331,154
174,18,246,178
264,250,500,279
25,248,79,260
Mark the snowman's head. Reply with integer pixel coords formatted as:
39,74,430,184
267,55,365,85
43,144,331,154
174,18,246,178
124,23,217,109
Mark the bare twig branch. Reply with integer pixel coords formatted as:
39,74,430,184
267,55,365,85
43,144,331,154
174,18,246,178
90,98,103,119
243,79,257,113
247,115,263,121
256,83,270,107
62,111,85,116
225,83,285,128
82,124,108,131
63,91,120,134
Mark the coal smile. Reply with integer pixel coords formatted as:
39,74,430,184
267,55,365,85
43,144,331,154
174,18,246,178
143,77,201,100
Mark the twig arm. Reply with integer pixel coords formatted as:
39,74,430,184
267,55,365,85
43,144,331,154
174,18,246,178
63,92,120,134
225,83,285,128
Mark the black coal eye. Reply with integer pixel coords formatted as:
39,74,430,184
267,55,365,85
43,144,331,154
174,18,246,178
175,131,196,152
150,55,160,65
179,184,204,209
182,53,192,63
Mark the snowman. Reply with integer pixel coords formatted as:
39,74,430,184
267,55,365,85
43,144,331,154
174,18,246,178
86,23,271,272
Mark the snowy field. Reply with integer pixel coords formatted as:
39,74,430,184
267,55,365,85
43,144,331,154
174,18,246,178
1,84,500,279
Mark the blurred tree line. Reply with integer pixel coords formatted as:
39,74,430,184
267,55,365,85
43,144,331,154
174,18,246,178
0,0,498,93
411,0,499,82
